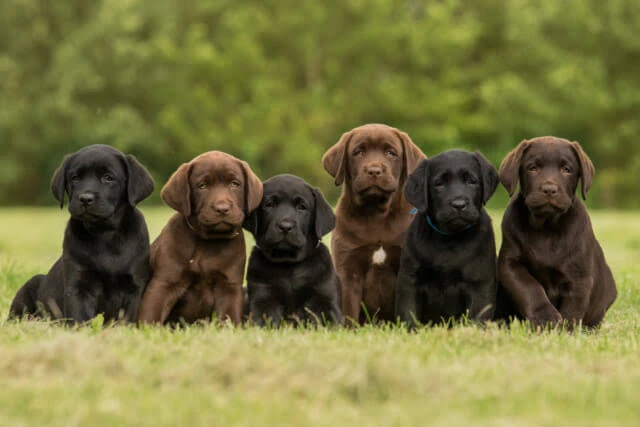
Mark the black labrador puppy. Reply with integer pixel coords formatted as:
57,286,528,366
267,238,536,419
9,144,154,323
395,150,499,326
243,174,342,326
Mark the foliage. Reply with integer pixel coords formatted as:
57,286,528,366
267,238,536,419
1,0,639,206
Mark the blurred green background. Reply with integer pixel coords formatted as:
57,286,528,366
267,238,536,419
1,0,638,207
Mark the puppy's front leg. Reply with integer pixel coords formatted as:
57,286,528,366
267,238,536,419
395,251,421,328
498,254,562,326
468,281,497,322
213,282,243,325
339,271,365,326
558,276,593,328
137,277,188,324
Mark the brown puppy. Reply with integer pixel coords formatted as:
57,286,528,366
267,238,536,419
323,123,425,324
496,136,616,328
137,151,262,325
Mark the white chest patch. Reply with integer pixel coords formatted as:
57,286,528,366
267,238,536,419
372,247,387,265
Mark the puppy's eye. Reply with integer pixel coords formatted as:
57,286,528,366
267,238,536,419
385,150,397,158
353,149,364,157
70,175,80,183
264,200,276,209
467,177,478,185
527,165,539,173
197,182,208,190
103,174,114,183
230,180,241,188
434,179,444,188
296,203,308,211
561,166,571,175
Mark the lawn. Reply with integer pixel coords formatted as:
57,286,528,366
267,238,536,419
0,207,638,426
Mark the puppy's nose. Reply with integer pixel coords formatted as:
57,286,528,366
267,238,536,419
214,201,231,215
277,220,294,233
366,165,383,177
541,183,559,196
450,199,468,211
78,193,95,206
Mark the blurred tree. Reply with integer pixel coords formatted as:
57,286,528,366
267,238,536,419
0,0,638,207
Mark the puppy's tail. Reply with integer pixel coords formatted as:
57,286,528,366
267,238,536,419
8,274,45,320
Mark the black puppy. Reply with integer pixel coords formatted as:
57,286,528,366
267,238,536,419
395,150,499,326
9,144,154,323
243,174,342,326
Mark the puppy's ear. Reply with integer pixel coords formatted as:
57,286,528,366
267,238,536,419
473,151,499,205
404,159,429,213
50,154,72,209
312,187,336,240
322,130,353,186
242,209,260,236
241,160,263,214
569,141,595,200
125,154,154,206
499,139,531,196
395,129,426,179
161,162,192,217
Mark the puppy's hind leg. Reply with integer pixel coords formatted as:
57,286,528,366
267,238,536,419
8,274,45,320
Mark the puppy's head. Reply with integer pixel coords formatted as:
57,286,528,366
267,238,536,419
322,124,424,210
243,174,335,263
50,144,154,224
499,137,594,218
161,151,262,239
405,150,498,233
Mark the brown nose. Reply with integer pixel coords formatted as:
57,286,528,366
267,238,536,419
366,165,383,177
541,183,558,196
213,201,231,215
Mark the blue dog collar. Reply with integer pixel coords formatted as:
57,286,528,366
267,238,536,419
410,208,474,236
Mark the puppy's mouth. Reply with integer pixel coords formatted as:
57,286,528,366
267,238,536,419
525,195,571,216
193,220,242,239
264,242,306,263
356,186,395,205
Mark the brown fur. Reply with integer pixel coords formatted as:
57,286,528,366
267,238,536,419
322,123,425,324
496,136,616,328
137,151,262,325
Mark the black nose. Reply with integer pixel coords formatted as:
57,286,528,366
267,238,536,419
277,220,294,233
78,193,95,206
541,183,558,196
367,165,382,177
450,199,468,211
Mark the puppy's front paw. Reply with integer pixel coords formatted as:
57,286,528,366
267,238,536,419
529,305,563,328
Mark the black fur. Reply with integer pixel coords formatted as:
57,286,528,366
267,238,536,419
243,174,342,326
396,150,499,326
9,145,154,323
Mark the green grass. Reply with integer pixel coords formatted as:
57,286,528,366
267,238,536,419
0,207,639,426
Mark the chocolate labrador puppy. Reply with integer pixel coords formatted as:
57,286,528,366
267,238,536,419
137,151,262,325
243,174,342,326
323,123,425,324
396,150,499,326
9,145,154,323
495,136,617,328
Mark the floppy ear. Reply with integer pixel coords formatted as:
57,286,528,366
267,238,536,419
241,160,263,214
50,154,72,209
311,187,336,239
242,208,260,236
322,130,353,186
125,154,154,206
499,139,531,196
569,141,595,200
473,151,499,205
395,129,426,179
404,159,429,213
161,162,192,217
